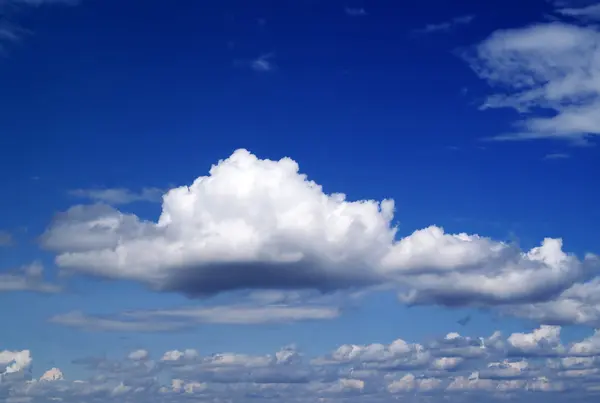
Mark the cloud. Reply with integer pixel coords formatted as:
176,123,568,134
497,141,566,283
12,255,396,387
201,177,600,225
0,230,13,246
49,295,341,332
48,311,191,332
0,0,77,49
40,149,597,309
0,262,61,293
502,276,600,327
345,7,367,17
466,17,600,144
414,15,475,34
250,53,275,72
68,187,164,205
6,325,600,402
544,153,570,160
556,2,600,20
0,350,32,375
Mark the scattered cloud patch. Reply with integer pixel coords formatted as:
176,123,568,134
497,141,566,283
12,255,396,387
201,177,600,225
544,153,570,160
556,2,600,20
69,187,164,205
41,149,598,311
5,325,600,401
465,2,600,144
345,7,367,17
50,294,341,332
0,230,13,246
250,53,275,72
414,15,475,34
0,262,61,293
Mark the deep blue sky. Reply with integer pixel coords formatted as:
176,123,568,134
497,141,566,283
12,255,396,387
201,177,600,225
1,0,599,401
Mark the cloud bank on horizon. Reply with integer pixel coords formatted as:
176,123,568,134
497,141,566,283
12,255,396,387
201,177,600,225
3,325,600,402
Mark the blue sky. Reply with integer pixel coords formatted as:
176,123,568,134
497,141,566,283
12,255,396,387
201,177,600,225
1,0,600,401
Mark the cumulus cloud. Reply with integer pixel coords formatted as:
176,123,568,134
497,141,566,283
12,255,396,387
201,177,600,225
0,262,61,293
6,325,600,402
414,15,475,34
41,149,597,309
0,350,32,374
69,187,164,205
502,276,600,327
466,12,600,144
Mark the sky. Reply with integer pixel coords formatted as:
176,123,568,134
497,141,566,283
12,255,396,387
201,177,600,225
1,0,600,401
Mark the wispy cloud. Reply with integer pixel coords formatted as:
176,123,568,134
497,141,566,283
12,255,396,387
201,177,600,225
466,18,600,144
556,2,600,20
68,187,164,205
344,7,367,17
0,262,61,293
0,0,77,49
414,15,475,34
250,53,276,72
0,230,13,246
544,153,571,160
50,301,340,332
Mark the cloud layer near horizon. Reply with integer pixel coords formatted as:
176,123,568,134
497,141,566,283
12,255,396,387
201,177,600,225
40,149,598,320
4,325,600,402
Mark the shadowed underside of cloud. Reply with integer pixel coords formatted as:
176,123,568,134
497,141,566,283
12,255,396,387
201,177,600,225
40,149,597,310
466,5,600,144
5,325,600,402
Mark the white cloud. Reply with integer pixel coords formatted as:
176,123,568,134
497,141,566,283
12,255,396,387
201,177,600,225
466,19,600,144
6,326,600,402
414,15,475,34
0,350,32,374
41,149,597,308
69,187,164,205
0,262,61,293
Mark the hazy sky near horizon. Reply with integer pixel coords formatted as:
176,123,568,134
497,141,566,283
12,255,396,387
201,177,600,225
1,0,600,402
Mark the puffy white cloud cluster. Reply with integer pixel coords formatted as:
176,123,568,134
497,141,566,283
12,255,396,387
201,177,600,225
5,325,600,402
41,149,597,311
466,1,600,144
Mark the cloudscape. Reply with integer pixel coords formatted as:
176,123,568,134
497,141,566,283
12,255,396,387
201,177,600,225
1,0,599,402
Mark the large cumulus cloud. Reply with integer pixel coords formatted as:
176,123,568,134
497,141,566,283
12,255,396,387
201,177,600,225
41,149,597,306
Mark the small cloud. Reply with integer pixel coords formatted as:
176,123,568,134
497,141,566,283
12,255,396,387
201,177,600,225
544,153,570,160
0,230,14,246
414,15,475,34
457,314,472,326
68,187,163,205
345,7,367,17
0,262,61,293
250,53,275,72
556,3,600,21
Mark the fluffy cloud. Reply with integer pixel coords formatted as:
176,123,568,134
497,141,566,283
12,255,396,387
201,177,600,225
41,149,597,310
466,12,600,144
5,325,600,402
